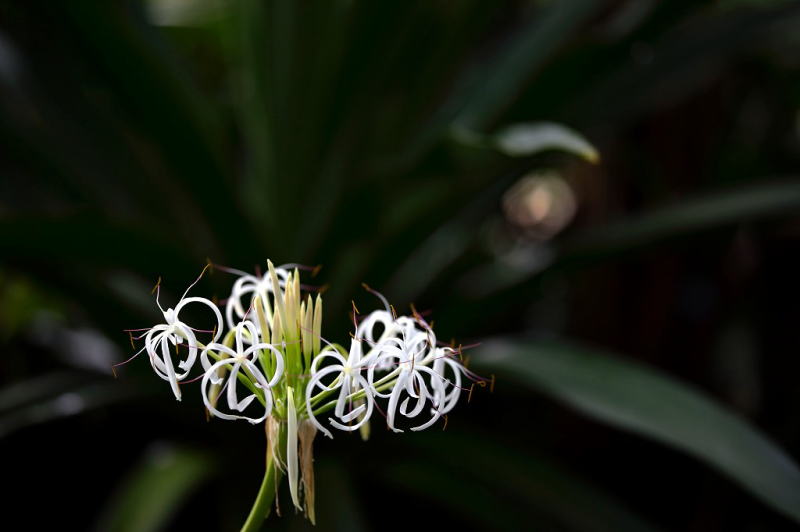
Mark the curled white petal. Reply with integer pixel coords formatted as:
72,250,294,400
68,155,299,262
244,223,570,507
199,321,285,424
224,267,290,334
305,365,345,439
174,296,224,343
328,375,374,433
201,357,274,424
200,343,236,373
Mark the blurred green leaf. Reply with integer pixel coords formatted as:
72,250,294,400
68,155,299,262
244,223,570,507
314,460,368,532
0,380,141,438
460,180,800,312
494,122,599,162
395,432,660,532
453,0,601,130
452,121,599,162
474,339,800,523
383,461,528,531
386,178,512,301
0,372,85,414
564,180,800,259
97,444,214,532
569,3,800,126
388,1,601,169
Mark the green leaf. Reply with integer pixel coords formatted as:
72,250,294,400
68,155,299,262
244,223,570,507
314,460,369,532
395,432,660,532
569,3,800,127
97,445,214,532
564,180,800,259
0,381,142,439
461,180,800,306
494,122,599,162
474,339,800,523
452,121,599,162
388,1,602,169
453,0,602,130
0,372,85,414
382,461,528,531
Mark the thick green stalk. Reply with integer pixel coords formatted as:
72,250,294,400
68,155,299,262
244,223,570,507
241,446,283,532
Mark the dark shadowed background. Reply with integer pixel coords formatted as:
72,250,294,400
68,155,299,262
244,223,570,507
3,1,800,531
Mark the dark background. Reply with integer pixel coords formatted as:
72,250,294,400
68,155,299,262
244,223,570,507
2,1,800,531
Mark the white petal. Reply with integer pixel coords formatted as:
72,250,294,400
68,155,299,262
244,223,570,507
175,296,224,342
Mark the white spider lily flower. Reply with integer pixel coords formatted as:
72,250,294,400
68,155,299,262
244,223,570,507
224,265,291,332
305,339,376,439
200,321,285,424
369,328,447,432
355,311,419,371
145,293,223,401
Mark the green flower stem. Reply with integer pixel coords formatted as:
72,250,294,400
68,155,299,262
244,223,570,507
311,375,399,417
241,427,285,532
308,362,400,408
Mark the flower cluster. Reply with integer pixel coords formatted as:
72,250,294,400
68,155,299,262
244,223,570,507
122,260,479,524
306,299,465,438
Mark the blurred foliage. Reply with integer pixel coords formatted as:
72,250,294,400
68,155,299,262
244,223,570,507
97,444,215,532
2,0,800,530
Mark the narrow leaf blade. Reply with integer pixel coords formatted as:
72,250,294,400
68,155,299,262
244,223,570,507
475,339,800,523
